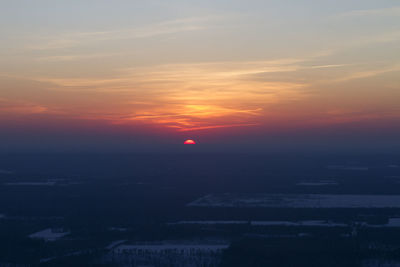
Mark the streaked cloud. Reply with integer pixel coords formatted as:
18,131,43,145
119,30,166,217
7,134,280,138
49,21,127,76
332,65,400,83
0,98,48,115
25,52,400,131
31,59,308,131
35,53,122,62
338,6,400,18
28,16,220,51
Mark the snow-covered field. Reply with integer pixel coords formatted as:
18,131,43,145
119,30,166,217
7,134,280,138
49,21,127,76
170,219,400,228
188,194,400,208
386,218,400,227
29,228,70,241
106,240,126,250
103,241,229,267
169,220,249,225
170,220,347,227
251,220,347,227
114,243,229,252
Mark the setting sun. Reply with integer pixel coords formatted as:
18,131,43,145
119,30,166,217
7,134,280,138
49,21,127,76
184,139,196,145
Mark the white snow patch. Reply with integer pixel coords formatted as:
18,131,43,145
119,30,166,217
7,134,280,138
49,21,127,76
106,240,126,250
114,243,229,253
29,228,70,241
387,218,400,227
169,220,248,225
188,194,400,208
169,220,347,227
251,220,347,227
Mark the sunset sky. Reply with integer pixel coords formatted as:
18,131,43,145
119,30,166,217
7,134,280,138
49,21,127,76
1,1,399,152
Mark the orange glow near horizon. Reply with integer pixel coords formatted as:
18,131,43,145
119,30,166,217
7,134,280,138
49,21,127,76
184,139,196,145
1,2,400,140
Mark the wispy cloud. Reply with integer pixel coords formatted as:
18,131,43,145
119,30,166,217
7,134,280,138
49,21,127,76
28,17,219,51
338,6,400,17
332,65,400,83
309,64,350,69
355,31,400,45
35,53,122,62
20,51,399,131
3,53,398,131
35,58,307,90
31,58,309,130
0,98,48,115
325,7,400,55
175,123,260,132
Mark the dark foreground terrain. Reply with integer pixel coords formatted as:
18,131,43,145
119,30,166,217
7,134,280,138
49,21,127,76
0,153,400,266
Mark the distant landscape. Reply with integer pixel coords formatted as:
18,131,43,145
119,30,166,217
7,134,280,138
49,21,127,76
0,154,400,266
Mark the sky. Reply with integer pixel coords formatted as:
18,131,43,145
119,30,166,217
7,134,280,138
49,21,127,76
0,0,399,152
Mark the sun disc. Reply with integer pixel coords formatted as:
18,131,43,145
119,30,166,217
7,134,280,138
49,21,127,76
184,139,196,145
